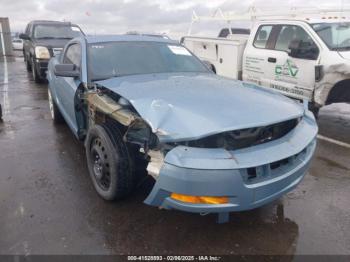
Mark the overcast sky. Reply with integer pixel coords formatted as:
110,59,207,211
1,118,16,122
0,0,347,38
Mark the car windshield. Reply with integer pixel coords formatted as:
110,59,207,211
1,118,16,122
33,25,83,39
312,22,350,51
88,41,209,81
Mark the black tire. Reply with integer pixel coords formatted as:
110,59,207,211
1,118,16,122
0,103,3,122
48,89,64,124
25,55,32,72
308,102,320,119
31,57,42,83
326,81,350,105
85,124,135,200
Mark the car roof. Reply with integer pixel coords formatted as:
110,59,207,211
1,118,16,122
29,20,79,27
85,35,177,45
258,18,350,24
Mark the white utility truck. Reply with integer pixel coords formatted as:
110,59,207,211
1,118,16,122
182,7,350,115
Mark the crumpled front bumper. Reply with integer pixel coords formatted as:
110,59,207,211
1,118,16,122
144,113,318,221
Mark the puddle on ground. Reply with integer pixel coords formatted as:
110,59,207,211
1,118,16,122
14,105,41,111
0,121,17,139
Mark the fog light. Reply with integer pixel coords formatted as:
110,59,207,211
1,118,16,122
170,193,229,204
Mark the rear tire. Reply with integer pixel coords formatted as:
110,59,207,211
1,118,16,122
85,124,135,200
48,89,64,124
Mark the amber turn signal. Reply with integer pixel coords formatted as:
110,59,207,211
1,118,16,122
171,193,229,204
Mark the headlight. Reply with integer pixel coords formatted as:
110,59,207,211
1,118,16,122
35,46,50,59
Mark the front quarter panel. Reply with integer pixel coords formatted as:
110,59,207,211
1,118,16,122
47,56,60,104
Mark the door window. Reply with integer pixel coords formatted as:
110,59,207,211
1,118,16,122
63,44,81,69
253,25,273,48
274,25,319,59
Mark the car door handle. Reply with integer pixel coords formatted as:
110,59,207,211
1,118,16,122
268,57,277,63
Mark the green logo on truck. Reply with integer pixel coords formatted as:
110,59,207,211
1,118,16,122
275,59,299,78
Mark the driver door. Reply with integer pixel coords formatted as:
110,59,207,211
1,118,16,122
56,43,82,134
265,24,320,101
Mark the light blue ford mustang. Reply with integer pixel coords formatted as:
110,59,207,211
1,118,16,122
47,35,318,223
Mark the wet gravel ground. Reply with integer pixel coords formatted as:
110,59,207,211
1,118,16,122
0,54,349,256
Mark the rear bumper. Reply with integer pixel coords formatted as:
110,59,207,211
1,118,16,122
144,114,318,215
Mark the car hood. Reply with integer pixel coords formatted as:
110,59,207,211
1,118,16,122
33,38,71,49
96,73,304,142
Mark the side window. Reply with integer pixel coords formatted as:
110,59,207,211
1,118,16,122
275,25,317,51
63,44,81,69
274,25,319,59
253,25,273,48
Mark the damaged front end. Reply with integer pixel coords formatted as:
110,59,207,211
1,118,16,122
144,111,317,223
81,89,159,152
314,63,350,106
80,85,317,224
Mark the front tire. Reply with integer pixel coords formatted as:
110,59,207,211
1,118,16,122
309,102,320,119
48,89,64,124
25,55,32,72
0,103,3,122
32,57,42,83
85,124,135,200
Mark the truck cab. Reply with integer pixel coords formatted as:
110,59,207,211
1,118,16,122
183,9,350,116
244,19,350,112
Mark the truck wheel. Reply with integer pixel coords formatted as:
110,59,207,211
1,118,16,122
48,89,64,124
308,103,320,119
31,58,42,83
326,80,350,105
85,124,135,200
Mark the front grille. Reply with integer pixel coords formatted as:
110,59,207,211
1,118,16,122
173,118,299,151
242,142,311,184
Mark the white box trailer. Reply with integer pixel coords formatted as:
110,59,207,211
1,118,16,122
183,35,248,80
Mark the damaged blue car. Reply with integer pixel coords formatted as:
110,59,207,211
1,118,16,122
47,35,318,223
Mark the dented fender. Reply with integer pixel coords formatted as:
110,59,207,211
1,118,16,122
315,63,350,105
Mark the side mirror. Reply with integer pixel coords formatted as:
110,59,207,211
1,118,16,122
202,60,216,74
19,33,30,40
54,64,80,78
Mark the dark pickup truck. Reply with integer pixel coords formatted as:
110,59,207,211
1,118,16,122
19,20,84,83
